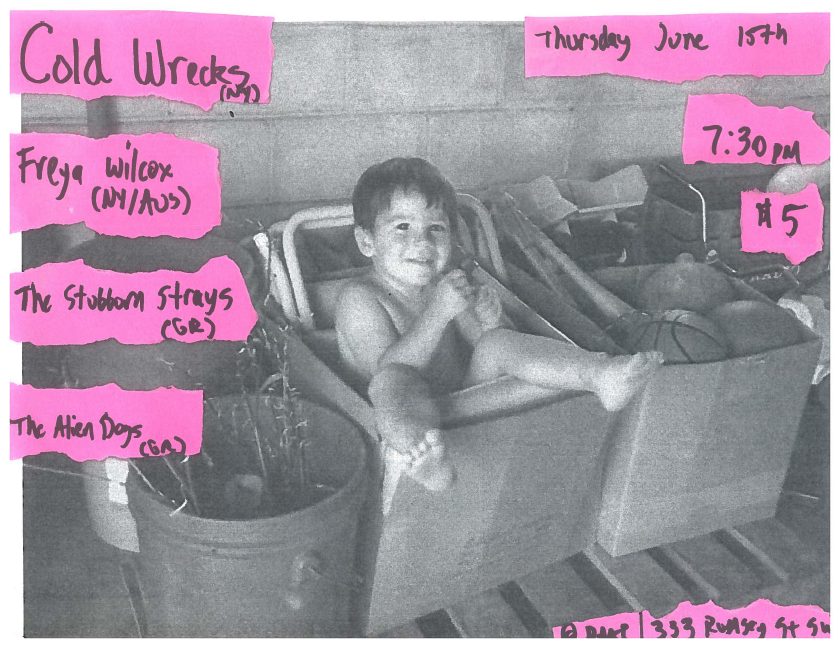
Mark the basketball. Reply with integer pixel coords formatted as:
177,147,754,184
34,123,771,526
638,257,735,314
622,309,730,364
706,300,804,357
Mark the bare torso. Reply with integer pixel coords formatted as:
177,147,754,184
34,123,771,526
336,272,469,396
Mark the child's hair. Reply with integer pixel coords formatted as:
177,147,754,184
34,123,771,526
352,157,458,231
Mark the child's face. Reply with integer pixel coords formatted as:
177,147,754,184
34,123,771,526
356,187,452,290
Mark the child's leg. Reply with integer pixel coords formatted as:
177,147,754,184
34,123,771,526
368,363,454,492
464,329,663,411
368,363,440,452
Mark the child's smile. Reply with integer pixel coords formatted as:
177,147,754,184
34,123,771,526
355,187,453,293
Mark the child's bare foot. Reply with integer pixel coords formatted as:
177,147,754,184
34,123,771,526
405,430,455,491
595,351,664,411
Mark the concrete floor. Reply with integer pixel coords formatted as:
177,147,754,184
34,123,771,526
23,453,141,638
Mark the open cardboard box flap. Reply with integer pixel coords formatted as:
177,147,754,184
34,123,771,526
556,165,649,214
505,165,649,229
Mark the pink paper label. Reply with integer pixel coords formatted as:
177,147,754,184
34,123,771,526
740,184,824,265
554,611,641,638
11,133,221,237
525,14,829,82
555,600,830,638
11,256,257,346
10,383,203,461
644,599,830,639
683,94,830,166
11,11,273,110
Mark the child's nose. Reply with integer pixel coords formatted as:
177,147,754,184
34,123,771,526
411,230,435,248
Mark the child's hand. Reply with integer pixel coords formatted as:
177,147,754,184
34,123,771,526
428,269,473,324
474,284,503,331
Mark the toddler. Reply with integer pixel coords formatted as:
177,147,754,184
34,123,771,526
336,158,662,494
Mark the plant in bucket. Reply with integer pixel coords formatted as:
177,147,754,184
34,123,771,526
126,319,369,637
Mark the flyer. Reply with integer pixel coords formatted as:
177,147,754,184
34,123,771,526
3,0,831,640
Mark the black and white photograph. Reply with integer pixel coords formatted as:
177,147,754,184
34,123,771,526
6,1,831,639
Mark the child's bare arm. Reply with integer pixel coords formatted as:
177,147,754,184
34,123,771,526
336,275,469,377
336,284,404,379
378,270,474,370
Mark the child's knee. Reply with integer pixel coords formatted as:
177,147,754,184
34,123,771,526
471,328,514,377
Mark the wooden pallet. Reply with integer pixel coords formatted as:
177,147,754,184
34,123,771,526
23,456,828,639
23,401,828,639
377,389,831,638
378,507,829,638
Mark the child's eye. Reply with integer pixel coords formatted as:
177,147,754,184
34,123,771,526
429,224,448,233
395,223,410,231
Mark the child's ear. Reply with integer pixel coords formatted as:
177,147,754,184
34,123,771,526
354,226,376,258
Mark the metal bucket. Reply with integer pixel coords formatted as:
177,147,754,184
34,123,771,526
127,398,368,637
62,235,258,551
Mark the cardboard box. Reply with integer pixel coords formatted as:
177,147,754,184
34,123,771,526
556,165,649,216
285,302,612,635
645,194,830,269
504,165,648,231
590,265,822,557
644,194,742,262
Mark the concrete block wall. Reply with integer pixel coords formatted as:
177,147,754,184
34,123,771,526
20,22,830,235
